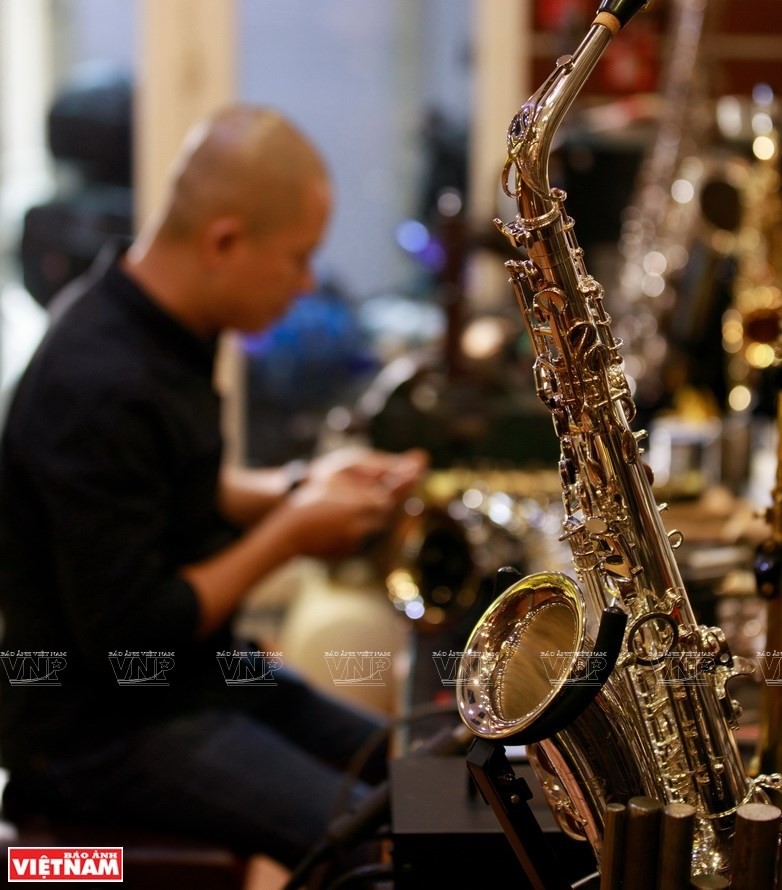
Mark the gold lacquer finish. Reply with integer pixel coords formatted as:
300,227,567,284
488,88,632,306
457,0,776,877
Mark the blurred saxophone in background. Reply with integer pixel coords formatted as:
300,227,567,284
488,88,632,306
609,0,712,410
456,0,777,877
753,391,782,782
722,85,782,412
608,0,748,416
741,86,782,784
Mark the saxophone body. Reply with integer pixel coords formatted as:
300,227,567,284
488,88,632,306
457,1,769,876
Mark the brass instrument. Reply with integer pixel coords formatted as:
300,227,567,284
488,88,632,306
383,499,478,630
456,0,777,878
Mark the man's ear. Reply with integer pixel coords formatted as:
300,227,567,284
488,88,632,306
201,215,245,265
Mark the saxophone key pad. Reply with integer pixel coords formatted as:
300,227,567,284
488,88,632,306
584,516,608,535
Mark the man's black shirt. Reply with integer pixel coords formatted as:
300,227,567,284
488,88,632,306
0,248,238,770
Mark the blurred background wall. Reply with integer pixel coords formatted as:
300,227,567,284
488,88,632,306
1,0,473,299
1,0,781,474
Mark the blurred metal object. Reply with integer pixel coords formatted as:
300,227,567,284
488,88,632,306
689,875,729,889
382,500,477,629
736,88,782,787
380,468,563,630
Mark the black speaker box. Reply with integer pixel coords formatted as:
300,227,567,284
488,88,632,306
391,756,596,889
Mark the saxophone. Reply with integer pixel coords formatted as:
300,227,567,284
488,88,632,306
456,0,775,876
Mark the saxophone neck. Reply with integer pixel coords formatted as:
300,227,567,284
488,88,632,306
507,1,649,217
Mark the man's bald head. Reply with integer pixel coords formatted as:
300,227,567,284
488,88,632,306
157,105,329,241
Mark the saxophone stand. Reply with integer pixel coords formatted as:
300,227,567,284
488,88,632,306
466,738,582,890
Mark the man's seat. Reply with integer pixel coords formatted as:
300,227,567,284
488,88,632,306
0,815,248,889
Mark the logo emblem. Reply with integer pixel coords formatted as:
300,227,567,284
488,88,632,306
0,652,67,687
108,651,175,686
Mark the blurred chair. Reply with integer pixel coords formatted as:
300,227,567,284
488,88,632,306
19,64,133,309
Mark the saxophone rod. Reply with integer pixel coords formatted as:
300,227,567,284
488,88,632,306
657,802,696,890
599,802,627,890
729,802,782,890
621,796,662,890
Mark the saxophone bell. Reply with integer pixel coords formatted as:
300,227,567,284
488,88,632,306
457,572,626,743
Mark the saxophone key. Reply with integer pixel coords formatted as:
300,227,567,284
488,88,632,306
668,529,685,550
621,428,641,464
585,516,609,535
492,217,525,249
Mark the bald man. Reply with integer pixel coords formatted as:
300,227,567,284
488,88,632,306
0,105,425,868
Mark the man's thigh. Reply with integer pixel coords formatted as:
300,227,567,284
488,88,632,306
47,709,372,867
224,667,389,779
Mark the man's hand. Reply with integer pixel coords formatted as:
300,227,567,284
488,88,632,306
217,447,427,528
186,446,429,636
308,446,428,504
278,474,399,558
